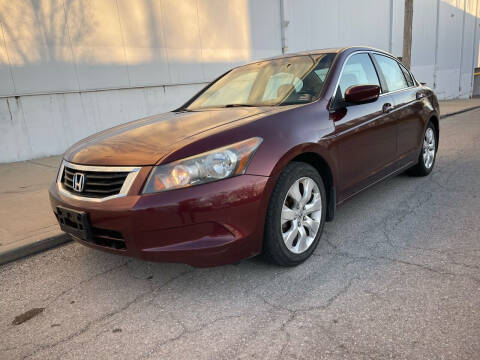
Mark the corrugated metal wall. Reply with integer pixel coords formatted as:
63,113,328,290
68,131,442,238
282,0,405,55
0,0,281,96
411,0,479,99
283,0,479,99
0,0,479,163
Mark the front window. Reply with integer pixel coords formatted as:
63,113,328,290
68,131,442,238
337,53,380,98
185,54,336,110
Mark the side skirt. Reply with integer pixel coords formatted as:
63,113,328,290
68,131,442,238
337,160,415,207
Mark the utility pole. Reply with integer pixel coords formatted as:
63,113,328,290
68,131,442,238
402,0,414,69
279,0,288,54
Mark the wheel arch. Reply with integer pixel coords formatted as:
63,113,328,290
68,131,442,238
290,152,336,221
429,115,439,151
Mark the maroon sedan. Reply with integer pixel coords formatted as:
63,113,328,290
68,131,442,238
50,47,439,267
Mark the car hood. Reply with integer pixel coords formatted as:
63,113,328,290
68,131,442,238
64,107,273,166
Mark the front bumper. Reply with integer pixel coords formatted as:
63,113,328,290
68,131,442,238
49,173,270,267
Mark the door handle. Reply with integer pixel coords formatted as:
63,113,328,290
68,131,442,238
382,103,392,113
416,92,425,100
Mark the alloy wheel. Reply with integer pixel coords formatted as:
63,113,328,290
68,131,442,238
423,127,436,169
281,177,322,254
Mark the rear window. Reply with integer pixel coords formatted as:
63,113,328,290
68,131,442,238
373,54,408,92
399,63,415,87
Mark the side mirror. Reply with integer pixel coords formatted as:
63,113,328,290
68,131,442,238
345,85,380,104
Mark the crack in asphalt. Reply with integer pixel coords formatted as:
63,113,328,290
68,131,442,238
17,267,195,359
2,112,480,359
318,160,480,286
137,314,244,360
255,276,360,359
43,260,131,307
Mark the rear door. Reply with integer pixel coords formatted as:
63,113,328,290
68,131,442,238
331,53,397,200
372,54,424,162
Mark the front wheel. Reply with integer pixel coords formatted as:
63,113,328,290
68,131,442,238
408,121,437,176
263,162,326,266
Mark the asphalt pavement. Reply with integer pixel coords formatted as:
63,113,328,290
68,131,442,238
1,109,479,359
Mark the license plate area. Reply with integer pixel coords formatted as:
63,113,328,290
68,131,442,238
56,206,91,241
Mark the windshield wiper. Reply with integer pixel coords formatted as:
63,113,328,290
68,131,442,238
223,104,258,108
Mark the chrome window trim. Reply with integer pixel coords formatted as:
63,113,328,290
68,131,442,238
331,50,418,103
378,85,417,97
56,160,141,203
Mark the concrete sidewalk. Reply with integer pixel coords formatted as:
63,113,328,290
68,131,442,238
0,156,69,264
0,97,479,265
439,97,480,117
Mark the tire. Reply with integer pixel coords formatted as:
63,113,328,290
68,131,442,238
408,121,437,177
264,162,327,266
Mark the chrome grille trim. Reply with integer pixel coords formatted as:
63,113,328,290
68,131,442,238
56,160,141,202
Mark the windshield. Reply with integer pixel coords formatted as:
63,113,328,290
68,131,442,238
185,53,336,110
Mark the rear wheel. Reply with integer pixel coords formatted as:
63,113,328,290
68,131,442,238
408,121,437,176
264,162,326,266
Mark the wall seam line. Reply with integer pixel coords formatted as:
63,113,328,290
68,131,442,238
458,0,467,95
195,0,207,82
115,0,132,87
433,0,441,89
0,21,17,95
389,0,394,53
62,0,81,92
157,0,173,85
471,0,480,94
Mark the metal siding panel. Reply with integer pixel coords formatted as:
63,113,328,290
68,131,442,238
459,0,478,97
0,22,15,96
160,0,204,84
391,0,405,57
284,0,391,53
0,0,79,94
247,0,282,60
66,0,131,90
116,0,171,87
435,0,466,99
411,0,438,88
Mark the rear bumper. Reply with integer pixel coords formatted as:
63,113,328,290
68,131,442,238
49,174,270,267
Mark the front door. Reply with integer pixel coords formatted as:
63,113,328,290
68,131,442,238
330,53,397,201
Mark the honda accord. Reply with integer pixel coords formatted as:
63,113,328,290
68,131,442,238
50,46,439,267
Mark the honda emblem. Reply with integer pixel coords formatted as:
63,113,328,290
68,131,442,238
72,173,85,192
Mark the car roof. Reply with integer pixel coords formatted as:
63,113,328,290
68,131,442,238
248,46,392,63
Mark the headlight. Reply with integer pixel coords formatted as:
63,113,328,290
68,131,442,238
143,137,263,193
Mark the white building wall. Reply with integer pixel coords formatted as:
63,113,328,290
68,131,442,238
0,0,281,96
283,0,479,100
283,0,405,56
0,84,205,162
410,0,480,99
0,0,281,163
0,0,478,163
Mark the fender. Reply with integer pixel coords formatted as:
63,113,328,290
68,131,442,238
253,142,339,225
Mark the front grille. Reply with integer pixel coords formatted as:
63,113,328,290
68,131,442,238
62,166,129,198
90,227,127,250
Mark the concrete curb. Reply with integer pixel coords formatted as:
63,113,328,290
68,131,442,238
440,105,480,119
0,234,71,266
1,104,479,266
